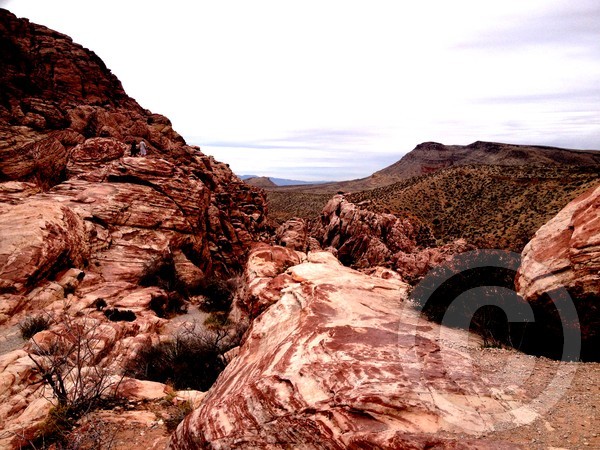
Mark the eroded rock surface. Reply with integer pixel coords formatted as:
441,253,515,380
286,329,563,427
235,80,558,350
0,9,269,277
274,217,309,252
312,195,472,283
516,183,600,356
170,247,524,449
0,9,269,446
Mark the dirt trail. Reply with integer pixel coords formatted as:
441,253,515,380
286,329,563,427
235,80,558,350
459,347,600,449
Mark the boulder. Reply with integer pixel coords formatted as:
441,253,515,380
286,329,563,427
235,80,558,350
516,183,600,357
275,217,308,251
169,247,524,449
0,199,89,295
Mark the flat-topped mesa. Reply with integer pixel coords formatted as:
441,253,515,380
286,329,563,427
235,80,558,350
373,140,600,182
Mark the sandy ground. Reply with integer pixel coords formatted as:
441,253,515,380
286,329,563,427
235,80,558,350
449,346,600,449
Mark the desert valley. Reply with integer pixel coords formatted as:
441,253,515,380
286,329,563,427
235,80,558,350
0,8,599,450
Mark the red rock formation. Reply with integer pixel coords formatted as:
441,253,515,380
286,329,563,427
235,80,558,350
312,195,472,283
516,183,600,357
274,217,310,251
241,243,305,318
0,8,268,279
169,246,523,449
0,9,269,444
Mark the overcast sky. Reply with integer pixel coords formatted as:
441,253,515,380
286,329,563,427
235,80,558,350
3,1,600,180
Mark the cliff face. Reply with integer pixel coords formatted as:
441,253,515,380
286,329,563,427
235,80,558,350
0,9,268,444
0,8,268,280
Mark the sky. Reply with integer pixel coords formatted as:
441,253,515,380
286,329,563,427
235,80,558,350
3,1,600,181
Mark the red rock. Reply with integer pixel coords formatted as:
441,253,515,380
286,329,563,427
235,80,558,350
0,199,89,295
313,195,470,283
169,247,523,449
67,137,128,177
275,217,309,251
516,183,600,354
0,10,270,446
241,244,304,318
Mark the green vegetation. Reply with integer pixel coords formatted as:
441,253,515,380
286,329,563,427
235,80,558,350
266,191,331,225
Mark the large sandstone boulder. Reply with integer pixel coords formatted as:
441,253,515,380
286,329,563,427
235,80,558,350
241,243,305,318
169,247,524,449
274,217,309,251
516,183,600,357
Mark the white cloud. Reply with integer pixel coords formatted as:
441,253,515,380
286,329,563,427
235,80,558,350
5,1,600,180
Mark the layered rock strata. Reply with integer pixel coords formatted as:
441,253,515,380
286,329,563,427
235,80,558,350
516,183,600,358
170,246,524,449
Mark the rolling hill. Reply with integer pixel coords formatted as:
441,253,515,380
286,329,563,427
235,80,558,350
271,141,600,194
347,164,599,251
266,141,600,250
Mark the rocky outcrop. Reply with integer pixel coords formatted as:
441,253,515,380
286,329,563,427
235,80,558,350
0,199,88,296
312,195,471,283
241,243,305,318
516,183,600,357
0,9,269,446
0,8,269,280
274,217,310,252
169,246,523,449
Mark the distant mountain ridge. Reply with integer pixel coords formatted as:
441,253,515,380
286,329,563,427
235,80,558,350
274,141,600,194
243,176,277,188
375,140,600,181
240,175,330,186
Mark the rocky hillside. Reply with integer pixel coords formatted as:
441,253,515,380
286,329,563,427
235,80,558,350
0,9,269,446
347,165,599,251
374,140,600,182
0,8,269,275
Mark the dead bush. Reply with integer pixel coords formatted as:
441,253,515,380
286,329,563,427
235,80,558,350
125,322,245,391
19,315,52,340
